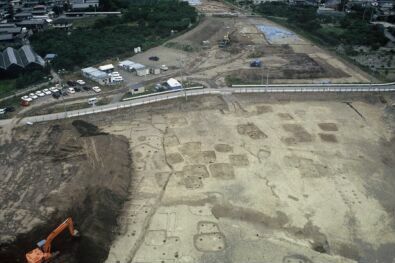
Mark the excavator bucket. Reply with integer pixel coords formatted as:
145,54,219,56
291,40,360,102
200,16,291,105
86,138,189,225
25,248,45,263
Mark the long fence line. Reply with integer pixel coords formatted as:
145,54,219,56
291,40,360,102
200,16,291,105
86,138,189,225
20,83,395,124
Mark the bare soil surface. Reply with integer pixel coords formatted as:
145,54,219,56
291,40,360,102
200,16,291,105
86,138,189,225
0,120,132,263
1,93,395,263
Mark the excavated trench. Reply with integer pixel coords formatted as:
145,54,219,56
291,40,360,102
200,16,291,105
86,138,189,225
0,120,133,263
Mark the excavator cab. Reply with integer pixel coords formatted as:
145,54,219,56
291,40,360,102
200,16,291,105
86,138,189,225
25,218,79,263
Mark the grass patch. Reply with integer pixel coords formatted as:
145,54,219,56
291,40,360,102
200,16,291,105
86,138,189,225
247,50,265,59
225,75,245,86
72,17,102,28
164,42,195,52
0,79,16,97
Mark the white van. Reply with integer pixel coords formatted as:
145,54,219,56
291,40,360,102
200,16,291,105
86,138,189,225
112,76,123,82
88,97,97,105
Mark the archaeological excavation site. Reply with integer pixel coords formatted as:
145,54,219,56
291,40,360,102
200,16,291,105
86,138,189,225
1,92,395,263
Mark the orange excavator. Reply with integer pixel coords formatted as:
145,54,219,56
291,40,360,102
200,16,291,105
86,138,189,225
25,217,79,263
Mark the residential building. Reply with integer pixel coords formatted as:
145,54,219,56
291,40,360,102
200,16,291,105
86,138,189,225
0,33,13,42
16,19,47,31
23,0,39,8
31,4,46,16
52,18,72,29
13,11,32,21
70,0,99,10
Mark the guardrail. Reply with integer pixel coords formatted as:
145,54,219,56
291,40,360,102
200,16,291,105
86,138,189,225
21,89,217,124
230,86,395,93
18,84,395,124
122,86,204,101
232,82,395,92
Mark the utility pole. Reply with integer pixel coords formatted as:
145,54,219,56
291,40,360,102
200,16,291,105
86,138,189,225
59,80,67,118
266,68,269,87
370,5,375,22
179,58,187,101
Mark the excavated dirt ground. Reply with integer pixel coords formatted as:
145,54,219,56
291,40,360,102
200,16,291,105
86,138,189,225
79,93,395,263
1,93,395,263
0,120,132,262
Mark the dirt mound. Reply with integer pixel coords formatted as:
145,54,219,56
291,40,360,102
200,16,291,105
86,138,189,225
72,120,108,137
0,120,132,262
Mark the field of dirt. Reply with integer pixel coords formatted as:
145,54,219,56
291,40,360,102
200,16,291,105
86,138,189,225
1,93,395,262
48,92,393,263
0,120,132,262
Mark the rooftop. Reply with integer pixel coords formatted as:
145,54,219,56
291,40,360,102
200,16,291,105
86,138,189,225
0,44,44,70
119,60,145,70
0,34,13,41
82,66,109,79
98,64,114,71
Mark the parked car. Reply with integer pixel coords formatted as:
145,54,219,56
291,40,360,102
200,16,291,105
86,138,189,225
74,87,81,92
111,72,120,77
5,106,15,112
49,87,59,93
21,96,32,102
68,87,75,94
76,80,86,85
42,89,52,95
52,92,60,99
67,80,77,86
92,86,101,93
0,108,6,115
149,56,159,61
29,93,38,99
60,90,68,96
160,65,169,71
82,86,91,91
88,97,97,105
35,91,45,97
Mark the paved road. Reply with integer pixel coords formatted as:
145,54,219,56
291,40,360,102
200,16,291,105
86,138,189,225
11,82,394,125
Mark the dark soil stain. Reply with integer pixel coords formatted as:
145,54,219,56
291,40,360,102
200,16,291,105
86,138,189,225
319,133,338,143
318,123,338,131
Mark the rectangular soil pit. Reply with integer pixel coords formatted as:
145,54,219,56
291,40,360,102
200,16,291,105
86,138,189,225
209,163,235,179
319,133,338,143
318,123,338,132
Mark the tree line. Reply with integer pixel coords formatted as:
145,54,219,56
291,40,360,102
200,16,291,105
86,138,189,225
30,0,197,71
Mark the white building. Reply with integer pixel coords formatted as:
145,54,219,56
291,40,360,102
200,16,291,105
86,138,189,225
81,67,109,85
129,84,145,95
119,60,149,76
166,78,182,90
98,64,114,73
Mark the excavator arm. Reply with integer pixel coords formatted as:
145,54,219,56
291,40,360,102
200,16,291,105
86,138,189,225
42,217,77,254
25,217,79,263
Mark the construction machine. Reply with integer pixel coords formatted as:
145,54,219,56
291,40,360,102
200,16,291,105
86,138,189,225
219,31,231,48
25,217,79,263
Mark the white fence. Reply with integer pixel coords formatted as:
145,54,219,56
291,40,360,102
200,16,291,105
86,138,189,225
22,89,217,123
20,83,395,124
